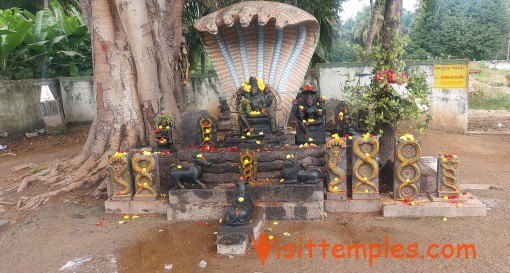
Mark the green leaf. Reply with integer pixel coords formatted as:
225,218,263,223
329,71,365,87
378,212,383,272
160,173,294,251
34,10,51,42
50,0,77,35
0,19,32,58
27,41,49,53
0,29,16,35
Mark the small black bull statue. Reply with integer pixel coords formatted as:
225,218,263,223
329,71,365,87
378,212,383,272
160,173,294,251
169,154,212,189
282,155,322,184
222,179,253,226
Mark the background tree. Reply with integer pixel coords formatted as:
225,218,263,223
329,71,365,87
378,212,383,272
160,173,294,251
409,0,510,60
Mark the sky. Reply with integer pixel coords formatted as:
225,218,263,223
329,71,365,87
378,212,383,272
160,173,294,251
339,0,418,20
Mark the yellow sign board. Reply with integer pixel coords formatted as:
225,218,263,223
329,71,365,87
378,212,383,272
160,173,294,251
433,64,468,89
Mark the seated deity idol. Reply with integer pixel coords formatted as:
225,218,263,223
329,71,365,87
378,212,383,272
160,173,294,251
291,85,326,145
154,112,175,151
236,76,274,135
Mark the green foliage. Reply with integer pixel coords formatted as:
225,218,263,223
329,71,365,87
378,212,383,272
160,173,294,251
343,35,432,135
408,0,510,60
0,0,91,79
29,165,46,174
469,83,510,111
55,124,68,135
155,112,174,128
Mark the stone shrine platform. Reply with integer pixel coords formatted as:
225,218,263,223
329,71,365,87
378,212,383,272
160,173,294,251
382,192,486,217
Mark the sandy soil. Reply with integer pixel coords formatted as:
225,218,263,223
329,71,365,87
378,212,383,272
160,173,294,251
0,125,509,273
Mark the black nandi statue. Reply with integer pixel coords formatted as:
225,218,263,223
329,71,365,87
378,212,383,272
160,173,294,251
282,155,322,184
169,154,212,189
222,179,253,226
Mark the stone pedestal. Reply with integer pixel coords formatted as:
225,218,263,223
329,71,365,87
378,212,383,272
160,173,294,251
217,207,265,255
383,192,486,217
437,156,461,197
107,152,134,201
393,137,421,201
132,153,160,201
352,136,380,200
240,114,272,135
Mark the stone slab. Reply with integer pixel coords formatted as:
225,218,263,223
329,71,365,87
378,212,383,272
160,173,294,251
105,199,168,214
167,203,229,221
352,192,381,200
382,193,486,217
257,201,324,220
168,188,234,205
326,192,348,200
325,199,382,213
217,207,265,255
248,184,324,203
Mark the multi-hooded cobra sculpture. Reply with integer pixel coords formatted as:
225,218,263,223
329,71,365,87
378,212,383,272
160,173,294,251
194,1,319,131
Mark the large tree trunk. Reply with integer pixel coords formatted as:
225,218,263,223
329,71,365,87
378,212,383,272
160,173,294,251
364,0,382,52
378,0,401,190
19,0,185,209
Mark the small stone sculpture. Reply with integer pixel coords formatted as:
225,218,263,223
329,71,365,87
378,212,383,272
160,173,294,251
169,154,212,189
222,179,253,226
291,85,326,145
154,112,175,151
282,154,322,184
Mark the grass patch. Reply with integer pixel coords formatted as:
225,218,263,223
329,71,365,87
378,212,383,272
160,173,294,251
470,66,510,86
29,166,46,174
469,83,510,111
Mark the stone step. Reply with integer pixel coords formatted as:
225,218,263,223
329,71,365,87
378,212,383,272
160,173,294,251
256,200,324,220
167,202,229,221
105,199,168,214
325,199,382,213
247,184,324,202
168,187,234,205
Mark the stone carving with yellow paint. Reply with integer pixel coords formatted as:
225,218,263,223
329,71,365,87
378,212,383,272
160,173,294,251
326,135,347,196
394,134,421,200
108,151,133,199
352,133,379,196
132,152,158,198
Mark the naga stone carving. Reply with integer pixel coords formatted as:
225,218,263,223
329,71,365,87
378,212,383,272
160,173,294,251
107,151,134,200
169,154,213,189
132,152,160,200
437,154,460,197
282,154,322,184
222,179,253,226
394,135,421,201
197,114,218,146
291,85,326,145
352,134,380,199
239,149,257,185
326,135,347,199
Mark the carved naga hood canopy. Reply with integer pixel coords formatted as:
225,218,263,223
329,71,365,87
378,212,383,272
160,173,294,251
194,1,319,98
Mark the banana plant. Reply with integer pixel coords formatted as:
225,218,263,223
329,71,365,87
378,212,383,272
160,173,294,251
0,9,32,73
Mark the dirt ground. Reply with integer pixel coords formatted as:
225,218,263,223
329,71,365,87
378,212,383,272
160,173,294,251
0,124,510,273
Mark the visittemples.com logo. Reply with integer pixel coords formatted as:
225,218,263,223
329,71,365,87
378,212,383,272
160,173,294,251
252,233,476,266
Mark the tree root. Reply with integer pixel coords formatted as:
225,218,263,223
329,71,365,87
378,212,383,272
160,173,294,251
17,140,110,210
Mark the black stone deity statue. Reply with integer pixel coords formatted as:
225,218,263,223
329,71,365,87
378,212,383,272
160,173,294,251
291,85,326,144
236,76,274,135
222,179,253,226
